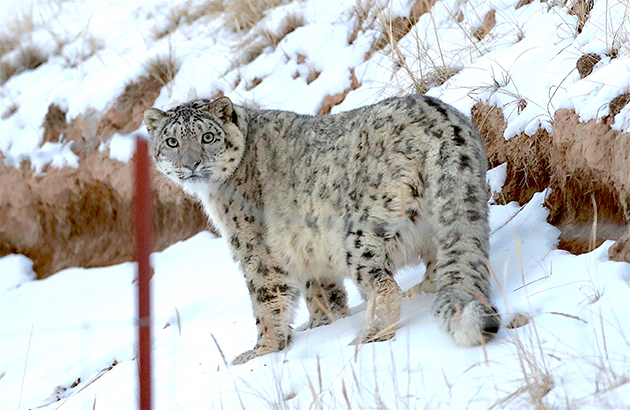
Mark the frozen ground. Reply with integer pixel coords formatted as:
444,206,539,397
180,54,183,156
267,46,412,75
1,0,629,408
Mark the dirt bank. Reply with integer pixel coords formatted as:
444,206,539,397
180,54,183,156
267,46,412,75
472,102,630,262
0,150,212,279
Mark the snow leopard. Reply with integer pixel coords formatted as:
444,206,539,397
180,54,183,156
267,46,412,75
144,95,500,365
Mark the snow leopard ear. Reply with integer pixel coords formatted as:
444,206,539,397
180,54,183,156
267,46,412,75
207,96,235,124
144,108,167,135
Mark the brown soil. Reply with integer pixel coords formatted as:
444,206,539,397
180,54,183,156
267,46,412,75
473,10,496,41
42,104,67,144
472,102,630,262
516,0,534,9
576,53,601,79
318,69,361,115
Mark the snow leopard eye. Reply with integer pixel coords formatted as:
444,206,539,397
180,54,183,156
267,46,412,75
165,137,179,148
201,132,217,144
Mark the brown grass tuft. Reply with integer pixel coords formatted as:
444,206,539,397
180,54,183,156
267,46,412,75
0,60,18,84
516,0,535,9
569,0,594,33
153,0,225,39
18,45,47,70
265,12,304,48
1,46,48,84
236,12,305,67
237,40,268,68
245,77,263,90
1,102,19,120
225,0,287,34
417,66,461,94
144,53,180,87
0,8,36,58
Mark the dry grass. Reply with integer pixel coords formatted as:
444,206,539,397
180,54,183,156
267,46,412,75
1,102,19,120
0,60,19,85
0,2,67,83
17,46,47,71
381,16,461,94
0,7,36,58
347,0,378,45
468,66,530,116
353,0,484,96
568,0,594,32
153,0,225,39
497,325,555,409
348,0,438,61
224,0,288,34
1,45,48,84
235,12,305,68
144,51,180,87
263,12,305,49
384,0,438,55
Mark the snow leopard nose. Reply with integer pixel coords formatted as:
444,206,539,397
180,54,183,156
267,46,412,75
183,159,201,171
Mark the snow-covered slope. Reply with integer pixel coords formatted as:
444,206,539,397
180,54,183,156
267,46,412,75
1,0,629,409
2,188,629,409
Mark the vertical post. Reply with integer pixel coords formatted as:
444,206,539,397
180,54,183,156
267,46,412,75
133,136,152,410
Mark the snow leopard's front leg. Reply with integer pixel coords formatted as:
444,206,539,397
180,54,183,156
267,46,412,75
220,204,300,365
345,224,402,344
231,250,300,365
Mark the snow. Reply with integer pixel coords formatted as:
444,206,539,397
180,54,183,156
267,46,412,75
106,133,137,163
2,192,628,409
0,254,35,296
1,0,629,408
486,162,507,197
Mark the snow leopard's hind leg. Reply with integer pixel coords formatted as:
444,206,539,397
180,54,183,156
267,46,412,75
425,101,501,346
303,278,351,329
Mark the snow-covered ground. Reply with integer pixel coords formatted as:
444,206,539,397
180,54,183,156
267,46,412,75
1,0,629,408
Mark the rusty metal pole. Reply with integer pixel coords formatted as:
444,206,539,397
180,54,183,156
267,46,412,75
133,136,153,410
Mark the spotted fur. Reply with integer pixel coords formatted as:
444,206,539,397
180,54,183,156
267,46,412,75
144,95,500,365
